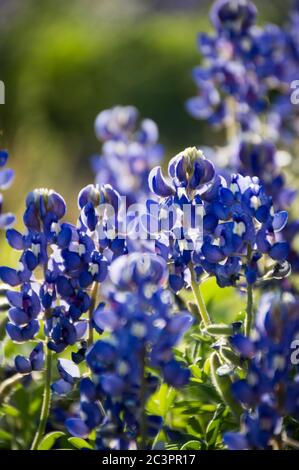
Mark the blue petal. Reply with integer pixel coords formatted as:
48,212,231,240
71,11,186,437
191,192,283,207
101,373,125,395
15,355,32,374
169,274,184,293
148,166,174,197
231,379,255,405
163,360,190,388
6,291,23,308
0,213,15,229
0,168,14,190
93,307,118,332
74,321,88,339
269,242,289,261
0,267,20,286
8,307,30,325
202,243,225,263
223,432,248,450
30,342,44,371
6,229,24,249
230,334,255,358
80,378,96,401
168,314,193,334
6,322,23,341
51,379,72,395
56,276,74,297
66,418,89,438
273,211,288,232
219,188,235,206
0,150,8,167
58,358,80,383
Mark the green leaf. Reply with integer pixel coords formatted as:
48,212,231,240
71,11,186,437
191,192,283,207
146,384,176,418
0,429,12,441
38,432,65,450
181,440,202,450
68,437,93,450
1,403,20,417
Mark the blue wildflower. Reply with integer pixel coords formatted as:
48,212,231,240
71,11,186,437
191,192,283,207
66,253,192,448
225,293,299,449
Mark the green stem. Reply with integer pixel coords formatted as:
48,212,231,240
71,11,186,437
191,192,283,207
0,373,23,404
139,348,147,450
226,97,238,143
190,267,211,327
245,282,253,337
87,282,98,347
210,352,242,422
30,346,52,450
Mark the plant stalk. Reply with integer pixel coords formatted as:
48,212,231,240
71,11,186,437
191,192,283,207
30,346,52,450
190,267,211,327
87,282,98,347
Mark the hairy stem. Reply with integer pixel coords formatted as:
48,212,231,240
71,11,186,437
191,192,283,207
210,352,242,422
245,282,253,337
190,267,211,327
87,282,98,347
139,348,147,450
30,346,52,450
0,373,23,404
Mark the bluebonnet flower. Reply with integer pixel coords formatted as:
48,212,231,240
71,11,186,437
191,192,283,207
237,139,296,208
224,293,299,449
0,187,100,360
148,147,216,291
15,342,44,374
66,253,192,448
186,0,293,137
0,150,15,228
0,189,67,341
148,147,289,289
92,106,163,204
200,173,289,287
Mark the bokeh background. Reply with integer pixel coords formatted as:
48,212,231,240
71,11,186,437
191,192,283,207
0,0,292,258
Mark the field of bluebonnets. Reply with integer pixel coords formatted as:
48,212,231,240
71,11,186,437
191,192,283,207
0,0,299,451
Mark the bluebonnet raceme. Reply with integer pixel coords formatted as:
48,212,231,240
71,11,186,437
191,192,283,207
66,253,193,449
0,189,67,343
0,149,15,229
148,146,216,291
0,187,106,371
148,146,290,289
224,293,299,449
186,0,298,140
92,106,163,204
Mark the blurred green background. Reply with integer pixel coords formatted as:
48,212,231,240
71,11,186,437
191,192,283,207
0,0,292,253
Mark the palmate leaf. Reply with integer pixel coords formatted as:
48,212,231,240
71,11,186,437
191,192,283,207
38,431,65,450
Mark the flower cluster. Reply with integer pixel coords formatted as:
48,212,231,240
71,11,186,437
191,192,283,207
0,149,15,228
224,293,299,450
91,106,163,204
66,253,193,449
149,147,289,289
186,0,297,139
0,187,109,374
